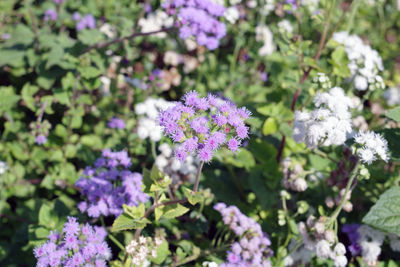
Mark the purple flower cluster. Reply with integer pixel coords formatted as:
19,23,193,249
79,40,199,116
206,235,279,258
342,224,361,256
35,135,48,145
76,149,149,218
162,0,226,50
73,13,96,31
107,117,125,129
33,217,111,267
44,9,58,22
159,91,250,163
214,203,273,267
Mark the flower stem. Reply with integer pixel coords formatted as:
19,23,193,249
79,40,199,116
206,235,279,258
328,164,360,224
101,216,126,251
193,161,204,193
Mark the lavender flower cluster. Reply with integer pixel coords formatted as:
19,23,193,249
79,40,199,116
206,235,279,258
159,91,251,163
214,203,273,267
162,0,226,50
76,149,149,218
73,13,96,31
107,117,125,129
34,217,111,267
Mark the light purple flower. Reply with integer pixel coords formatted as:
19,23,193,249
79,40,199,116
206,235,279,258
159,91,250,163
107,117,125,129
35,135,47,145
33,217,111,266
44,9,58,22
76,149,149,218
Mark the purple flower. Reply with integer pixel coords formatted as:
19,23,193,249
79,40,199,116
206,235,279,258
214,203,273,265
342,224,361,256
75,13,96,31
53,0,65,4
107,117,125,129
44,9,58,22
35,135,47,145
75,149,149,218
159,91,250,163
33,217,111,266
163,0,226,50
260,72,268,82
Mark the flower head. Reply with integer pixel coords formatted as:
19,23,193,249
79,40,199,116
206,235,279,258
159,92,250,162
33,217,110,266
76,149,149,218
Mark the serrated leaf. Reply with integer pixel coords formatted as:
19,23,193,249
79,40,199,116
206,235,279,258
162,204,189,219
363,187,400,235
184,188,203,205
111,213,150,232
386,106,400,122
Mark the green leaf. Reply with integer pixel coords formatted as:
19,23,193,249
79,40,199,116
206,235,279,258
386,106,400,122
111,213,150,232
363,187,400,235
78,29,105,45
262,117,278,135
184,188,203,205
162,204,189,219
226,149,256,170
151,241,170,264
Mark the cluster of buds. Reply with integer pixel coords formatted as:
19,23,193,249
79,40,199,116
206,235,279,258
299,216,347,267
367,75,385,91
125,236,164,266
325,188,353,213
313,72,332,89
282,158,308,192
29,120,51,145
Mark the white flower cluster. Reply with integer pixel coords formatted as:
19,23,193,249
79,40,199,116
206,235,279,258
225,7,240,24
293,87,353,149
383,86,400,106
125,236,163,266
277,20,293,34
255,25,275,56
155,143,199,184
202,262,218,267
313,72,332,89
353,131,389,164
135,98,174,142
332,31,385,91
358,225,385,266
285,218,347,267
0,161,8,175
138,10,174,38
282,158,308,192
259,0,276,15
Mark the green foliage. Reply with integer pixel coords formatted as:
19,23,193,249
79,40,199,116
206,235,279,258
363,187,400,235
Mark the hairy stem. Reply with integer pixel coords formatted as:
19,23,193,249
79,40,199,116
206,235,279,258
193,161,204,193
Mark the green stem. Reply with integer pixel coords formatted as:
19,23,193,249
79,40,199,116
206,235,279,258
101,217,126,251
346,0,361,32
151,140,157,160
193,161,204,192
328,164,360,224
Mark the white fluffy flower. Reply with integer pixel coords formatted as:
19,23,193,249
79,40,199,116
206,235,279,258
225,7,240,24
354,131,389,164
260,0,276,15
293,87,353,149
278,20,294,34
138,10,173,38
383,86,400,106
333,255,348,267
202,262,218,267
332,31,384,91
156,143,199,183
315,240,331,258
0,161,8,175
135,98,174,142
255,25,275,56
